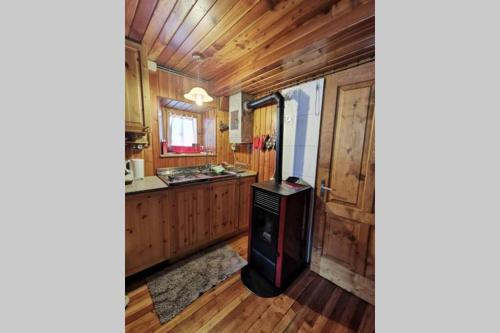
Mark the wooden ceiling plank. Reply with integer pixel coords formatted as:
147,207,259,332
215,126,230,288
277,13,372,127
246,46,375,94
156,0,218,67
242,35,375,93
245,50,375,94
128,0,159,42
125,0,140,36
198,0,332,80
211,0,374,93
205,8,333,84
180,0,273,76
193,0,312,78
165,0,238,69
173,0,262,70
220,40,374,95
213,30,374,95
142,0,178,54
148,0,198,61
231,21,374,91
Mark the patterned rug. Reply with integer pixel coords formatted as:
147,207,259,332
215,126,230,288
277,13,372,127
147,244,247,324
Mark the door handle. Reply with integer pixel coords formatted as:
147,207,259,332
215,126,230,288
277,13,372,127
320,180,332,198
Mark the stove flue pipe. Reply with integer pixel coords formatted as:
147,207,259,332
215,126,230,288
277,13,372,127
244,92,285,183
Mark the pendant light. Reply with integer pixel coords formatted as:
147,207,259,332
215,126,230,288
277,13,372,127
184,52,213,106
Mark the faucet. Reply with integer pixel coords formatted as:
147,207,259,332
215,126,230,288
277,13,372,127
203,149,213,172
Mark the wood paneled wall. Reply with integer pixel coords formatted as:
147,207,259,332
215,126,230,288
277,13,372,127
145,69,237,170
127,68,289,180
231,103,277,183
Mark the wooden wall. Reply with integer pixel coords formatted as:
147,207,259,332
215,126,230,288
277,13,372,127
126,68,288,181
145,69,237,170
231,103,277,183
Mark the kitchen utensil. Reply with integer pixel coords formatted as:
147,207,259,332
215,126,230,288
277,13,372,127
262,134,270,150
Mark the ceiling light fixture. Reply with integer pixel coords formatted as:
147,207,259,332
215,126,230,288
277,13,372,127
184,52,213,106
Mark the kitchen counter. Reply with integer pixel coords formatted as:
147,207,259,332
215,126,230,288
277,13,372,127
125,176,168,195
125,170,257,195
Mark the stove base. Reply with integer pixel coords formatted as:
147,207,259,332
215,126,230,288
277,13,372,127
240,265,282,298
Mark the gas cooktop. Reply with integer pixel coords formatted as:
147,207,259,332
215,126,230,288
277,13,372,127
157,166,237,186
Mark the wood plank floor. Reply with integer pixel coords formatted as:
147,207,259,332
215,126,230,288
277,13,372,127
125,234,375,333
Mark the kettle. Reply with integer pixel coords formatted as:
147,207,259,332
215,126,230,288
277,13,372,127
125,160,134,184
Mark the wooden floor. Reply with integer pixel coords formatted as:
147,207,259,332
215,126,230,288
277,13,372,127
125,234,375,333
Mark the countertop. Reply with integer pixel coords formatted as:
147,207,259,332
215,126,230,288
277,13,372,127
125,170,257,195
125,176,168,195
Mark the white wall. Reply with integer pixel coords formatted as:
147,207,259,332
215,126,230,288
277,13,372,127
281,78,324,263
281,78,324,186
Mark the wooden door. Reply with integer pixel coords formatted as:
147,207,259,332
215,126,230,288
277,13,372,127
125,192,166,276
238,176,255,231
211,180,238,238
311,62,375,305
125,45,144,129
168,184,211,256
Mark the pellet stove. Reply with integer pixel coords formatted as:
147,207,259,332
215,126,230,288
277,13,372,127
240,92,312,297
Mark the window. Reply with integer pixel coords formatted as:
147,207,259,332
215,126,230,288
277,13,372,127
168,113,197,146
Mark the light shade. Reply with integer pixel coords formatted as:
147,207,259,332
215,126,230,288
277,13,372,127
184,87,213,106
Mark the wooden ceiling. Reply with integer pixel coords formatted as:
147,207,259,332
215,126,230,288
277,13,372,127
125,0,374,96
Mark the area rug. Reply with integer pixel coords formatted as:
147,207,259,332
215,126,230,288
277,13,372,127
147,244,247,324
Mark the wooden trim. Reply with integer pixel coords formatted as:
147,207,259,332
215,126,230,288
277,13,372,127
160,153,216,158
325,202,374,225
275,196,287,288
313,256,374,305
247,186,254,263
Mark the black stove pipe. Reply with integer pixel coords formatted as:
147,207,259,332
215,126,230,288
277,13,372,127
244,92,284,183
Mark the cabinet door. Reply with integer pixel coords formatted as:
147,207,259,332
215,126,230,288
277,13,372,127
238,177,255,231
125,192,166,276
169,184,211,256
125,45,144,129
211,180,237,239
311,62,375,305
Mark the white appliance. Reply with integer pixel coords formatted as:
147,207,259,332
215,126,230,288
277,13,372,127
229,91,254,143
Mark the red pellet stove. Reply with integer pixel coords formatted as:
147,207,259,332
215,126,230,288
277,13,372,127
240,92,312,297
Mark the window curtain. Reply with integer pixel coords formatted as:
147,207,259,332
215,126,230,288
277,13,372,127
168,113,197,146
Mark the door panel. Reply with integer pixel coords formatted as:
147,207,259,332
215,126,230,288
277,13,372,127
211,180,237,238
329,83,373,208
125,45,144,128
125,192,165,275
238,177,255,230
322,214,369,275
312,62,375,304
169,184,210,256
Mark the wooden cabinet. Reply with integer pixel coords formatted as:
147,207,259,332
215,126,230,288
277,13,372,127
237,176,255,231
211,179,238,238
125,175,255,276
167,184,211,256
311,62,375,304
125,44,144,130
125,191,168,276
125,41,151,132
